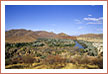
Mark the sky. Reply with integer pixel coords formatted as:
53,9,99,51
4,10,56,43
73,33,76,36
5,5,103,35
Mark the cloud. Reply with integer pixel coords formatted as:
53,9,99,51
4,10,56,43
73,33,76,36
84,17,103,21
74,17,103,25
74,19,82,24
84,17,103,25
88,14,92,17
78,26,83,30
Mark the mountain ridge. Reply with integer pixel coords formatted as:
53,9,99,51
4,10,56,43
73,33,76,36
5,29,103,43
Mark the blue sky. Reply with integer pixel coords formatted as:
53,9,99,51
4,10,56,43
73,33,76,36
5,5,103,35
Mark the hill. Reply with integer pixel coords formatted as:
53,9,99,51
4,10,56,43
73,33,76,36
5,29,103,43
58,33,68,37
77,33,103,42
78,33,103,39
5,29,76,43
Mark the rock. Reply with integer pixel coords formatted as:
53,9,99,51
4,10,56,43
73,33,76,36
92,42,103,56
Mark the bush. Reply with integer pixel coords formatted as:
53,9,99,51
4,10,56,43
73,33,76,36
36,53,42,57
40,55,46,59
43,55,67,69
70,53,91,65
80,49,84,53
92,56,103,69
21,55,35,64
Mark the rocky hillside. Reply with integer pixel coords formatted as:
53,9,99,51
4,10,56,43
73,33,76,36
77,33,103,42
78,33,103,39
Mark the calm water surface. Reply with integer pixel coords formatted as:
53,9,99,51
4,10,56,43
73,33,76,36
74,41,84,49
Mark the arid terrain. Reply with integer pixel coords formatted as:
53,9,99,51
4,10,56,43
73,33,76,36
5,29,103,69
5,29,76,43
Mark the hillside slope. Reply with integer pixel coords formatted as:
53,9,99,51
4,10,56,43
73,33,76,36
5,29,76,43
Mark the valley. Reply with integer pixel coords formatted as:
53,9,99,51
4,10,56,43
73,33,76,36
5,29,103,69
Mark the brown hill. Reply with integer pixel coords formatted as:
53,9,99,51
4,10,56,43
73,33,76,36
5,29,76,43
5,29,37,43
34,31,60,38
78,33,103,39
61,36,77,40
58,33,68,37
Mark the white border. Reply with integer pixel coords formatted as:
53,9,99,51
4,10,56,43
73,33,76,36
1,1,107,73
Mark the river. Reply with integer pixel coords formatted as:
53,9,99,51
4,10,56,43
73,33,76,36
74,41,84,49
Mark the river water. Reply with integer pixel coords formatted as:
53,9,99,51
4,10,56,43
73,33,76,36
74,41,84,49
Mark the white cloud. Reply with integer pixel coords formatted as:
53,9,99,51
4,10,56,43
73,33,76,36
78,26,83,30
83,17,103,21
74,17,103,25
84,17,103,25
98,17,103,20
88,14,92,17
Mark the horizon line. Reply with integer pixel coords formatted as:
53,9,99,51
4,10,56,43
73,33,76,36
5,28,103,36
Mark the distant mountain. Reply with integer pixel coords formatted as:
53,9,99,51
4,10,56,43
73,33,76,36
58,33,68,37
78,33,103,39
6,29,102,43
5,29,38,43
5,29,76,43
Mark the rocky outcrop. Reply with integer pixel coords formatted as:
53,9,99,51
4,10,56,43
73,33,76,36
77,37,103,43
92,42,103,56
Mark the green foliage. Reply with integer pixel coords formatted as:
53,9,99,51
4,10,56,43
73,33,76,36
5,38,102,69
40,55,46,59
80,49,84,53
36,53,42,57
77,40,98,56
33,42,45,47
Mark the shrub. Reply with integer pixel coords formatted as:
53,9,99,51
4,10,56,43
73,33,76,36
40,55,46,59
43,55,67,69
11,57,20,64
71,55,82,64
21,55,35,64
36,53,42,57
79,55,91,65
92,56,103,69
70,53,91,65
80,49,84,53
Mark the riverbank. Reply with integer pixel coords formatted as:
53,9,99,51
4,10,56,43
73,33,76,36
76,39,103,56
5,38,103,69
